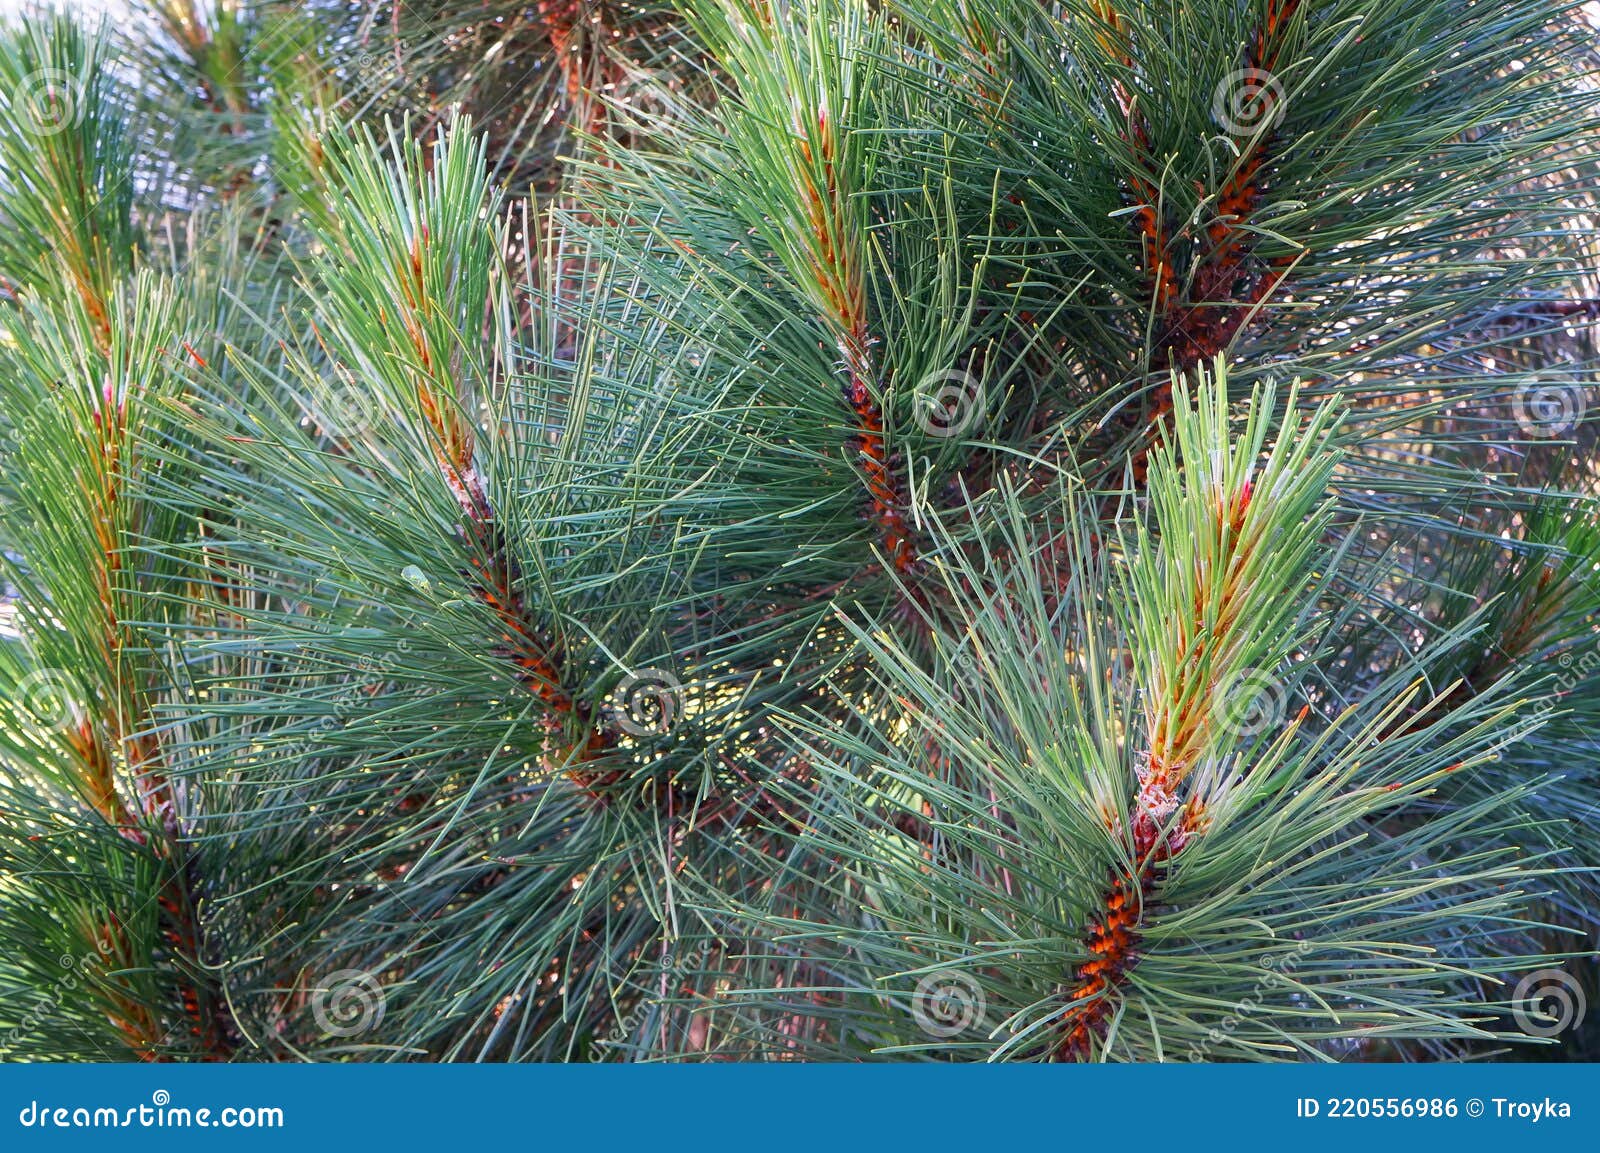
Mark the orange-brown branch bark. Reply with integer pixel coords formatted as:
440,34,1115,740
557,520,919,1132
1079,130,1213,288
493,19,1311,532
1119,0,1303,480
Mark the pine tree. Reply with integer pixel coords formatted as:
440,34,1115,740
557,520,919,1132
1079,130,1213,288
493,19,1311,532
0,0,1596,1062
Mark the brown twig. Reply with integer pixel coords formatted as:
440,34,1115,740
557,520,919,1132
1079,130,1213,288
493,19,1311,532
74,357,237,1059
374,226,622,799
1114,0,1304,482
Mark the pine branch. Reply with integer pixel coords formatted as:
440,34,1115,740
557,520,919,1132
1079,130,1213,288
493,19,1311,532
686,0,927,590
0,18,237,1060
1060,359,1342,1058
1092,0,1306,480
286,117,628,797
